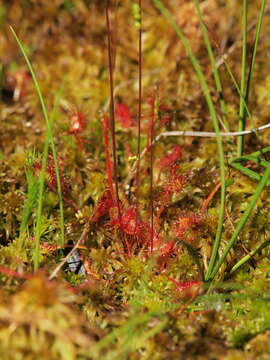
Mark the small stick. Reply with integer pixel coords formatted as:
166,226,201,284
125,122,270,186
156,122,270,139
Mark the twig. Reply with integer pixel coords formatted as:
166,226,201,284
126,122,270,184
49,221,91,280
156,122,270,139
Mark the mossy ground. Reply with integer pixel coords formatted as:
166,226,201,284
1,1,270,359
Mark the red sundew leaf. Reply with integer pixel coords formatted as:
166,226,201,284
33,155,68,195
158,145,182,169
109,206,159,252
157,240,175,255
46,155,68,194
110,206,147,240
91,190,115,223
110,206,135,234
174,214,201,242
159,103,172,125
116,103,133,128
33,155,80,211
156,240,176,270
66,106,91,152
162,167,186,195
155,167,187,221
0,265,31,280
169,277,201,293
68,107,87,135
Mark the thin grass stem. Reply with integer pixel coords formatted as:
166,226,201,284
237,0,248,156
10,26,65,269
230,237,270,273
245,0,266,121
221,60,251,120
193,0,228,131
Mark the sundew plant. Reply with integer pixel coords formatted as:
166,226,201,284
1,0,270,359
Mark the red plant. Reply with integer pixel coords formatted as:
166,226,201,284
110,206,138,235
158,145,182,170
169,277,203,314
46,156,68,193
163,166,186,195
174,214,201,242
155,165,187,221
155,240,176,270
90,190,114,223
107,205,163,256
109,206,151,250
169,277,201,293
116,103,134,128
169,277,202,300
67,107,90,152
101,116,115,202
33,155,78,211
159,103,172,125
0,265,31,280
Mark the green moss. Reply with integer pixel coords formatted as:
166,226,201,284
1,0,270,358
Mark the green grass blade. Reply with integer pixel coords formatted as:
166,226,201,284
10,26,65,269
193,0,228,131
230,237,270,273
19,165,39,240
151,0,226,279
208,165,270,281
222,58,251,121
182,241,205,281
34,91,64,269
245,0,266,121
237,0,248,156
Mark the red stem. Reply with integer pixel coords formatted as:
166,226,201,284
105,0,121,206
136,0,142,224
0,265,31,280
150,92,155,254
105,0,130,254
102,116,115,201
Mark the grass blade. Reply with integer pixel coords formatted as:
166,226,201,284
19,158,39,242
182,241,205,281
193,0,228,131
230,237,270,273
244,0,266,127
10,26,65,269
237,0,248,156
237,0,266,156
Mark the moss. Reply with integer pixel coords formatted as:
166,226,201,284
1,0,270,358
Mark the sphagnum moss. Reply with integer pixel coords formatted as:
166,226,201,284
0,1,269,359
